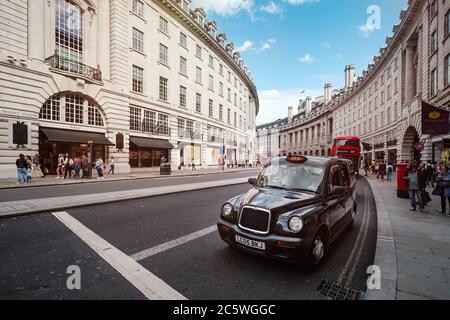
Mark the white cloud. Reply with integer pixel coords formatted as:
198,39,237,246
236,40,254,52
358,24,376,38
283,0,320,5
257,38,276,53
257,88,322,125
191,0,255,16
298,54,315,63
260,1,282,14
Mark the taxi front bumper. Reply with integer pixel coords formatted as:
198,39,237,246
217,219,313,264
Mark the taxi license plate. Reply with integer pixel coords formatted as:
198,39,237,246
235,235,266,251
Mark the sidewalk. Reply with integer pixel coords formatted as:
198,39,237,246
365,174,450,300
0,167,259,189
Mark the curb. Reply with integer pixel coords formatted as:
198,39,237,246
0,168,259,190
363,176,397,300
0,177,252,220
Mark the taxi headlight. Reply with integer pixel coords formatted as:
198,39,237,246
221,203,233,218
288,216,304,232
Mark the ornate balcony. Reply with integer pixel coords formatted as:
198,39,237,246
45,54,102,82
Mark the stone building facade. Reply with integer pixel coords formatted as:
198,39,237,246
259,0,450,165
0,0,259,178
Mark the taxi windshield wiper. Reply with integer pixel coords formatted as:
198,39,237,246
290,188,318,194
265,185,288,190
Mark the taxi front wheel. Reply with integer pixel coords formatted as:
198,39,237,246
304,233,327,271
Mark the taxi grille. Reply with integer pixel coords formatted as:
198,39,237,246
238,207,270,234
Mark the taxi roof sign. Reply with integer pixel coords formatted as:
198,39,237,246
286,155,307,163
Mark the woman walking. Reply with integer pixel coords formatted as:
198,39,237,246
56,154,64,179
403,160,426,213
15,154,28,184
73,154,81,179
95,158,105,180
26,155,32,183
435,163,450,216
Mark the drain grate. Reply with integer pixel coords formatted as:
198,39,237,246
317,279,365,300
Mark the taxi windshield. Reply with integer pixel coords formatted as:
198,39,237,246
256,162,324,193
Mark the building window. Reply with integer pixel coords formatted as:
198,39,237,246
132,0,144,17
159,76,168,101
40,95,60,121
130,106,141,131
65,94,83,124
430,0,437,18
431,30,438,53
142,110,156,133
234,112,237,127
88,101,104,126
158,113,169,135
209,55,214,68
159,43,168,65
55,0,83,70
446,10,450,37
219,64,224,75
209,99,213,117
196,44,202,58
196,67,202,84
132,28,144,52
227,108,231,124
196,93,202,113
179,31,187,47
209,75,214,91
219,82,224,97
387,107,391,123
219,104,223,121
179,56,187,75
132,65,144,93
159,16,168,34
227,88,231,102
431,68,438,97
446,54,450,87
234,93,237,106
179,86,187,108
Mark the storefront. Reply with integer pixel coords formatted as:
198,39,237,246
39,127,114,174
178,142,202,167
206,144,221,166
129,136,174,168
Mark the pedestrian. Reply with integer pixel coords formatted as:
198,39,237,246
80,153,88,178
26,155,32,183
73,154,81,179
426,160,435,187
191,158,196,171
419,162,431,207
371,160,376,174
56,153,64,179
379,160,386,181
108,157,115,175
219,155,225,172
434,163,450,215
95,158,104,180
15,154,28,184
387,162,394,181
363,158,369,176
63,153,70,179
31,153,44,178
403,160,426,213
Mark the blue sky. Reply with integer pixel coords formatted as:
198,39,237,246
192,0,408,124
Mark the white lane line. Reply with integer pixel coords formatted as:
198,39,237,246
337,186,369,284
52,211,186,300
131,225,217,262
345,191,371,287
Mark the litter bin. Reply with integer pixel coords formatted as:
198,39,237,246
160,163,171,176
397,161,409,199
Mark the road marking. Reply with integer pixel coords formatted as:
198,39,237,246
131,225,217,261
378,235,394,242
52,211,186,300
345,190,371,287
337,186,370,285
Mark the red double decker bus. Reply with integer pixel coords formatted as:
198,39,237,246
332,136,361,174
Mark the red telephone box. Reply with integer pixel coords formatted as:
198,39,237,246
397,161,409,199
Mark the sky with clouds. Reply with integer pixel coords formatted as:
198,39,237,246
191,0,408,125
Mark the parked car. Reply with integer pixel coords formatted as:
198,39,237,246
217,155,357,270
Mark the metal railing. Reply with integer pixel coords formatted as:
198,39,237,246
45,54,102,82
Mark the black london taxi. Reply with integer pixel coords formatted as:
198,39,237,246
217,155,357,270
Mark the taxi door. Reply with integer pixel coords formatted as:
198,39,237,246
325,165,347,235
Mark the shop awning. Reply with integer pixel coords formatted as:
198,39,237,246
40,127,114,145
130,136,174,149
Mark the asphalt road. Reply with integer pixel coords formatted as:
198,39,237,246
0,177,377,300
0,170,259,202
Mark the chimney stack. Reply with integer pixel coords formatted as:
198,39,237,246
288,106,293,120
345,65,355,89
305,96,312,113
324,83,332,102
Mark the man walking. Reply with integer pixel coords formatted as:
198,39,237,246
80,153,88,178
108,157,115,175
15,154,28,184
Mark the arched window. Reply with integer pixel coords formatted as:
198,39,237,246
39,93,104,127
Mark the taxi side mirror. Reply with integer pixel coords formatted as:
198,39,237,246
248,178,257,186
329,186,346,196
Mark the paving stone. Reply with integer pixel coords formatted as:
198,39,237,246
396,291,431,300
395,242,433,255
397,258,448,283
397,273,450,300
